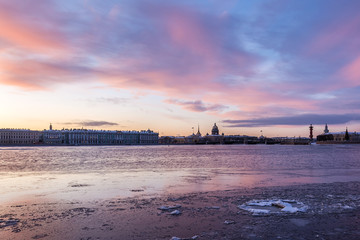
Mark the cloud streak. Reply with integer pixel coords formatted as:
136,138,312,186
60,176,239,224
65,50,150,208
224,114,360,128
62,121,118,127
95,97,129,105
166,99,227,112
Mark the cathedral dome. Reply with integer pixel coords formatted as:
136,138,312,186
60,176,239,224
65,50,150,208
211,123,219,135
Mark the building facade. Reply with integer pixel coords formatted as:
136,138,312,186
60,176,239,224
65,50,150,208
159,123,258,145
317,131,360,143
0,127,158,146
0,129,41,145
316,125,360,143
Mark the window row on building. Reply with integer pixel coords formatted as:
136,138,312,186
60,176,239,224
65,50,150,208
0,129,158,145
0,129,41,145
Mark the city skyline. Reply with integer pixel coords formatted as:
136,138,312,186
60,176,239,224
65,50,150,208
1,0,360,137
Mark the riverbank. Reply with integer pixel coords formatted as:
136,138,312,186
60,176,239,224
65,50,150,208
1,181,359,239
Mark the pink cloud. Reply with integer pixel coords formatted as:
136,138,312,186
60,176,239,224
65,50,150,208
0,0,328,123
0,0,258,95
307,14,360,56
90,2,259,102
340,56,360,87
0,1,69,53
165,99,227,112
163,9,218,60
203,83,319,114
0,58,96,90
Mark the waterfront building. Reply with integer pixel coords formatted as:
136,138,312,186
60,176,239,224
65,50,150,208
0,126,158,146
139,129,159,144
223,135,258,144
317,126,360,143
277,137,310,145
158,136,175,144
42,129,64,144
0,129,41,145
159,123,258,145
63,129,158,145
185,125,203,144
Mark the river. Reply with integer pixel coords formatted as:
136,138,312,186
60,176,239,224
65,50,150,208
1,144,360,204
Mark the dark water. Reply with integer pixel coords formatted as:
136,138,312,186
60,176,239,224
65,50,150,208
0,144,360,203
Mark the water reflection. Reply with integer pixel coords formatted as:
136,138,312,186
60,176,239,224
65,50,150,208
1,145,360,204
1,168,360,204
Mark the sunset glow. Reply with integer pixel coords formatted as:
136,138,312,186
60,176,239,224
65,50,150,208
1,0,360,137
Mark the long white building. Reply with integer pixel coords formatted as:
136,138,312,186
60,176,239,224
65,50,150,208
0,129,41,145
0,127,158,145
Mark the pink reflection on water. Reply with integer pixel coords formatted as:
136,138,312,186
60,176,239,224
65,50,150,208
1,168,360,204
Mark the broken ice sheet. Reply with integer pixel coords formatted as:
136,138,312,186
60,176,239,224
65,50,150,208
224,220,235,225
246,208,270,215
158,205,181,211
170,209,181,215
246,200,273,207
171,235,198,240
0,219,20,228
238,199,308,215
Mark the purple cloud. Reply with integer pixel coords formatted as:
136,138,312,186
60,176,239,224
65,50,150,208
62,121,118,127
95,97,129,105
224,114,360,128
1,0,360,126
166,99,227,112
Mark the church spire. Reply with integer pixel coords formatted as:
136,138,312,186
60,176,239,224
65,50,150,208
324,123,329,133
345,127,350,141
196,124,201,136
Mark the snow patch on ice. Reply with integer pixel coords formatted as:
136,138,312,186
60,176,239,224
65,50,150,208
171,235,198,240
224,220,235,225
247,201,273,207
170,209,181,215
239,199,307,215
248,208,270,215
158,205,181,211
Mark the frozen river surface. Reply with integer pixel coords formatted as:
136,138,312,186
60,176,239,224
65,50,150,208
1,144,360,203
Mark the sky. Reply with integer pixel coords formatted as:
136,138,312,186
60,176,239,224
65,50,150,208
1,0,360,137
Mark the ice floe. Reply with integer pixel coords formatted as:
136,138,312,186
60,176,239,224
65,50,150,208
171,235,198,240
158,205,181,211
0,219,19,228
224,220,235,225
246,208,270,215
170,209,181,215
239,199,308,215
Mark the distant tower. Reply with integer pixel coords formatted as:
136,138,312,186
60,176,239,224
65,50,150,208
345,127,350,141
49,123,53,131
324,124,329,133
196,124,201,136
309,124,313,141
211,123,219,135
